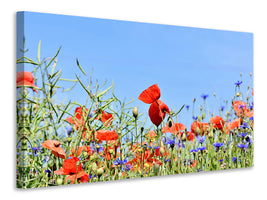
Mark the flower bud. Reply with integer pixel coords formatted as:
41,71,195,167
67,137,72,143
56,178,63,185
96,168,104,176
197,115,201,122
160,147,165,155
82,151,88,158
236,92,240,97
168,120,173,128
91,163,97,174
132,107,138,118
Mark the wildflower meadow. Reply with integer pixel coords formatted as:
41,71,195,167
16,42,254,188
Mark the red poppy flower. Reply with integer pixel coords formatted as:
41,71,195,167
138,84,161,104
228,118,241,130
95,130,118,141
232,100,252,118
191,121,209,136
162,123,187,135
96,111,113,127
66,107,89,130
41,140,66,159
139,84,170,127
54,157,89,184
210,116,225,130
186,131,195,142
16,71,38,92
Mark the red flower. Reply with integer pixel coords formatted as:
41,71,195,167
96,111,113,127
162,123,187,135
16,71,38,92
191,121,209,136
186,131,195,142
210,116,225,130
66,107,89,130
139,84,170,127
232,100,253,118
41,140,66,159
227,118,241,130
146,130,157,139
54,157,89,184
95,130,118,141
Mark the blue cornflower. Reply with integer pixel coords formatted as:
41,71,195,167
232,157,237,163
197,135,206,144
192,116,198,120
237,143,249,149
249,116,254,121
213,142,224,148
114,157,128,166
190,149,198,153
66,126,73,136
165,138,175,146
122,164,132,172
220,106,225,111
197,146,206,152
201,94,209,100
45,169,51,174
30,144,42,157
235,80,243,87
186,105,190,110
238,132,247,138
164,159,170,163
239,122,249,129
219,159,224,162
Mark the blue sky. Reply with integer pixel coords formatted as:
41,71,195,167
18,11,253,129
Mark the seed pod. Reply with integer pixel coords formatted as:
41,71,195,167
91,162,97,174
56,178,63,185
96,168,104,176
132,107,138,118
160,147,165,155
168,120,173,128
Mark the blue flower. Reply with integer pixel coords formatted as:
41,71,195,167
220,106,225,111
237,143,249,149
186,105,190,110
219,159,224,162
201,94,209,100
197,135,206,144
197,146,206,152
66,126,73,136
235,80,243,87
114,157,128,166
238,132,247,138
45,169,51,174
190,149,198,153
239,122,249,129
213,142,224,148
165,138,175,146
164,159,170,163
192,116,198,120
122,164,132,172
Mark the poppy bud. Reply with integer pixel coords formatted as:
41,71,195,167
160,147,165,155
132,107,138,118
109,149,114,154
213,92,216,97
181,133,186,141
96,168,104,176
56,178,63,185
193,98,196,103
67,137,72,143
200,106,203,111
91,163,97,173
236,92,240,97
140,127,144,133
202,113,205,120
168,120,173,128
82,151,88,158
197,115,201,122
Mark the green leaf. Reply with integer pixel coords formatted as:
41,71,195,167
76,58,87,76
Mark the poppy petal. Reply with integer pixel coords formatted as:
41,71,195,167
138,84,161,104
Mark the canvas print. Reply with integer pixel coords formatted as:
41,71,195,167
16,12,254,189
